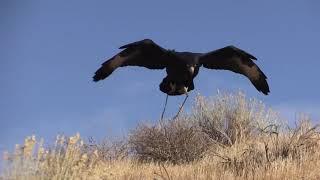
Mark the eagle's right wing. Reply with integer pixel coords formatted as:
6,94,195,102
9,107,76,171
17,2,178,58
93,39,169,81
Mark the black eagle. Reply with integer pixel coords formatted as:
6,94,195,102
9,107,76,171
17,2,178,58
93,39,269,96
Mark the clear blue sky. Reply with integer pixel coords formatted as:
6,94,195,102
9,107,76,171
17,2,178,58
1,0,319,152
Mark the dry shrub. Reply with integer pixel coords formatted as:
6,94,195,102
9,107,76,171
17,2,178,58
129,117,211,164
129,91,281,164
193,91,280,145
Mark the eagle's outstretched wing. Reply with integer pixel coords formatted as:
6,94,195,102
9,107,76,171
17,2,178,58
199,46,270,95
93,39,169,81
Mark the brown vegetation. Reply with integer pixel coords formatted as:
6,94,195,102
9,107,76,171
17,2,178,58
1,92,320,179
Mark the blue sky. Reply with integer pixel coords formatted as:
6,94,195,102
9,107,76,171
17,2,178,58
1,0,319,152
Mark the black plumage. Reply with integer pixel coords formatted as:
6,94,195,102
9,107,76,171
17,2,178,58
93,39,270,95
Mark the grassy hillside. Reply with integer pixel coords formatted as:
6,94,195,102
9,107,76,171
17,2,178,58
1,92,320,179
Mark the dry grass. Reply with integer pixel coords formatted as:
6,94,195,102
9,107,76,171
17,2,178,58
1,92,320,179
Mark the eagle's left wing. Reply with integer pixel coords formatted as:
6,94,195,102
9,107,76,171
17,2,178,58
199,46,270,95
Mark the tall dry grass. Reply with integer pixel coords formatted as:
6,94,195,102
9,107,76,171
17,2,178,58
1,92,320,179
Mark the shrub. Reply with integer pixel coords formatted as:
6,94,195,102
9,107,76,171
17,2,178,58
129,117,211,164
129,91,283,164
193,91,280,145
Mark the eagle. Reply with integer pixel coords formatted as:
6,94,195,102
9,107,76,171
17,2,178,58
93,39,269,118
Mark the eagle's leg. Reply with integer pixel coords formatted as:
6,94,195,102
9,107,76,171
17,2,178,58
160,94,169,121
173,92,189,120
